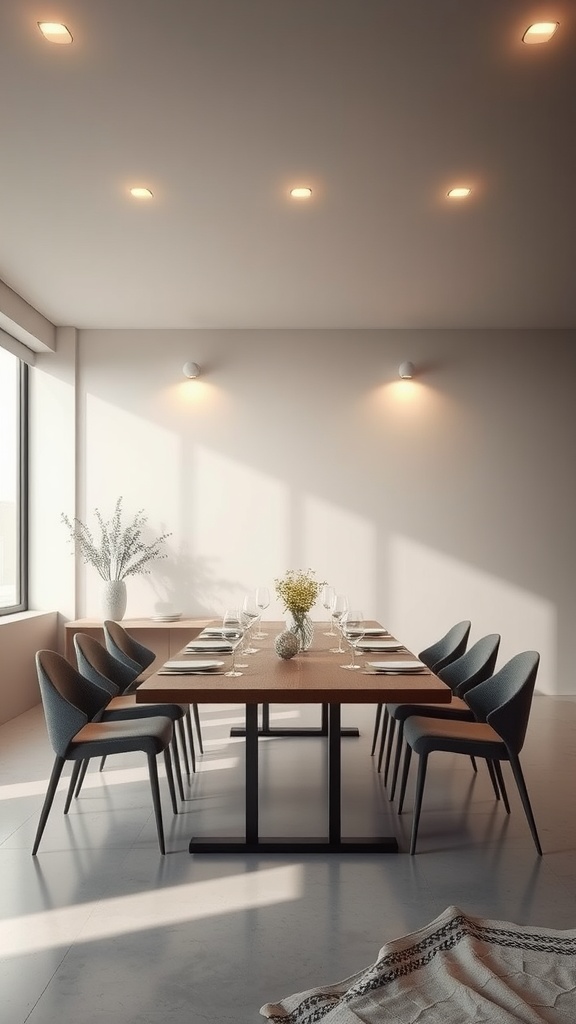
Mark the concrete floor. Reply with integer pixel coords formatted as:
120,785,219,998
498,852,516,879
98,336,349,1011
1,687,575,1023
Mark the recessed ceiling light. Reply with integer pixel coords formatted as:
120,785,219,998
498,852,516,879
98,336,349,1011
522,22,559,44
37,22,73,44
290,187,312,199
447,187,472,199
130,187,154,199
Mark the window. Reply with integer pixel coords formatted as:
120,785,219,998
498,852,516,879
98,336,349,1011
0,345,28,613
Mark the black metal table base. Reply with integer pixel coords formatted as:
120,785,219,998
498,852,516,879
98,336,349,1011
189,837,398,854
229,703,359,739
189,703,399,855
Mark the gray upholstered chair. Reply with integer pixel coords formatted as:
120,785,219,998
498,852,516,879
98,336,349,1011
104,620,204,763
74,632,190,799
383,633,501,798
33,650,177,855
371,620,472,765
398,651,542,855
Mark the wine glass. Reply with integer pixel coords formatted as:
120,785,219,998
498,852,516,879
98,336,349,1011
253,586,270,639
321,584,336,635
241,594,260,654
329,593,349,653
222,609,245,677
341,609,366,670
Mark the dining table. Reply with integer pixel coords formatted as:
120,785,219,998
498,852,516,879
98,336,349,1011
136,621,451,854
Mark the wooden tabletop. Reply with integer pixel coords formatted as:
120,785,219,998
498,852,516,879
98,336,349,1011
136,622,452,706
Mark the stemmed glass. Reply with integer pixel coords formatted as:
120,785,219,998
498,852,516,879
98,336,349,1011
321,584,336,635
329,593,349,653
241,595,260,654
222,609,245,677
252,587,270,639
341,609,366,670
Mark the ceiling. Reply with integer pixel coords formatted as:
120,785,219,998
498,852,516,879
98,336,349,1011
1,1,575,331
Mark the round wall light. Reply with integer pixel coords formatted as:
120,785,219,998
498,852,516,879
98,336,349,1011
399,361,415,380
183,361,200,379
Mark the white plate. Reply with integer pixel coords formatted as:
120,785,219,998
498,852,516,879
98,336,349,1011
357,640,403,651
162,659,224,672
151,614,182,621
347,627,388,636
367,660,427,673
185,640,233,651
201,627,238,637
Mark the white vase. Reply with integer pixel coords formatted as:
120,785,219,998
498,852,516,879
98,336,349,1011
101,580,127,621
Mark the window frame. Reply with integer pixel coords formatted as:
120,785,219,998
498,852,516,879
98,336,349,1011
0,355,28,615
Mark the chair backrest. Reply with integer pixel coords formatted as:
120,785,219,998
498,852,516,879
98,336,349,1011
419,620,471,672
465,651,540,754
36,650,110,756
103,621,156,674
438,633,501,696
74,633,135,696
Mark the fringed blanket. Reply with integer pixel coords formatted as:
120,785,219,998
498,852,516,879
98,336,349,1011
261,906,576,1023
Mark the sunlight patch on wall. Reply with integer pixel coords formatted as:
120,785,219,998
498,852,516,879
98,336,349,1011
388,535,557,694
84,393,181,616
302,496,378,615
0,865,304,957
193,445,289,612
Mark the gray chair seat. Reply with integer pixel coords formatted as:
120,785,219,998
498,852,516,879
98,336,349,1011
70,715,174,758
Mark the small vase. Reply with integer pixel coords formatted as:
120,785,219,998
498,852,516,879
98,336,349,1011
286,612,314,652
101,580,127,621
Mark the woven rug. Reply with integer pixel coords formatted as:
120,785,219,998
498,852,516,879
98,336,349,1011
260,905,576,1024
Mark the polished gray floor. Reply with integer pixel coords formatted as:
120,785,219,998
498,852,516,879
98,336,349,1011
1,691,575,1024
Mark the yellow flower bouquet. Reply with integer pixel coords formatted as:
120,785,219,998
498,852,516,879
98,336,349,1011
274,569,326,650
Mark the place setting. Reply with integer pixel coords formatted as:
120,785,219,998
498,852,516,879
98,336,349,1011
158,659,225,676
363,660,430,676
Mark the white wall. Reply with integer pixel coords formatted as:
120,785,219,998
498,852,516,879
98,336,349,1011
35,326,573,697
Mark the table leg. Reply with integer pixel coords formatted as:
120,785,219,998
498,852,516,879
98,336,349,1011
189,701,398,854
230,702,359,739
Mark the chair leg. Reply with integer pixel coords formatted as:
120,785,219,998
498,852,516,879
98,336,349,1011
376,707,390,772
176,718,191,779
171,734,185,802
192,704,204,754
147,754,166,855
74,758,90,799
508,755,542,855
184,709,196,773
370,704,382,756
32,757,66,856
163,748,178,816
470,755,478,773
99,756,107,772
409,752,429,855
389,721,405,800
493,761,510,812
398,745,413,814
383,716,397,785
485,759,501,801
64,761,83,813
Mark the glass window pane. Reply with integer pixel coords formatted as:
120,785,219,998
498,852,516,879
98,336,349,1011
0,346,26,612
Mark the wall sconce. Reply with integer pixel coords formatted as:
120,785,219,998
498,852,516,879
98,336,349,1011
398,361,415,380
183,361,200,379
